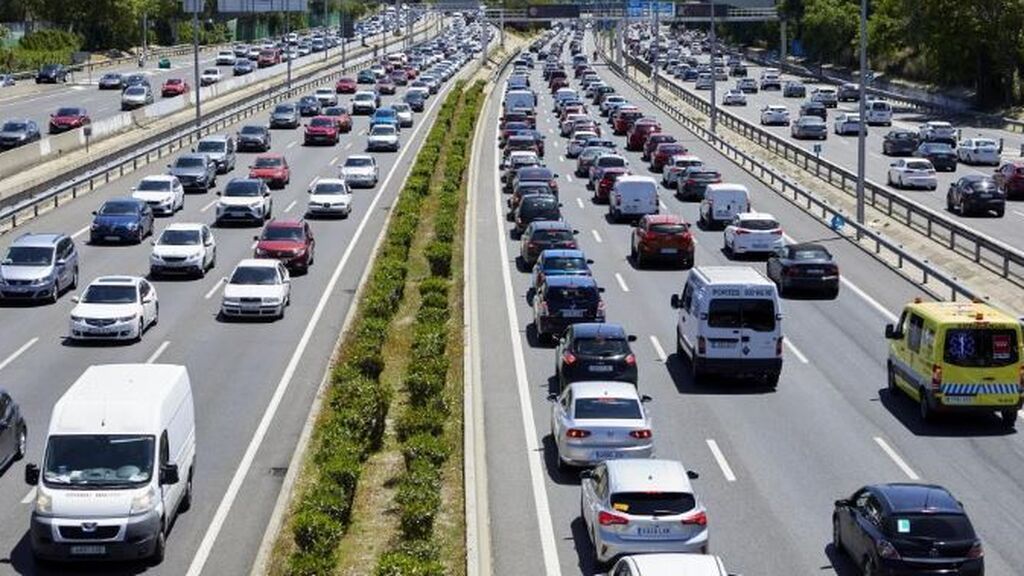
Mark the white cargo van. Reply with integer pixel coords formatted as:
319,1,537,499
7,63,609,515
503,89,537,112
865,99,893,126
670,266,783,387
25,364,195,564
609,175,659,222
698,183,750,229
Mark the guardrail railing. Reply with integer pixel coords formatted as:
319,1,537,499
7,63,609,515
624,53,1024,287
605,56,983,303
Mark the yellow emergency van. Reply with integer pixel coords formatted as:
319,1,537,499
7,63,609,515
885,300,1023,428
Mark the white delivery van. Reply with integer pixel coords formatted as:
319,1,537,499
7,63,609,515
503,89,537,112
865,99,893,126
609,175,659,222
670,266,783,387
25,364,195,564
699,183,750,229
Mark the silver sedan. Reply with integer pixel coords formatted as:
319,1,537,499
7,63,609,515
549,381,653,471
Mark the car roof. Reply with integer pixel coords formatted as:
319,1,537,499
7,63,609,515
140,174,177,182
568,380,640,400
236,258,280,268
736,212,776,220
571,322,627,339
626,553,726,574
605,459,694,494
163,223,205,232
545,275,597,288
91,275,142,286
540,249,585,259
872,483,964,515
12,233,64,247
264,218,304,229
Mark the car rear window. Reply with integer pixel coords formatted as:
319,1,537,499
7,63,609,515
789,247,830,260
887,514,976,540
575,337,630,356
547,286,598,305
610,492,696,516
573,397,641,420
707,298,776,332
543,257,587,271
906,161,933,170
738,219,779,230
650,223,687,235
943,328,1019,368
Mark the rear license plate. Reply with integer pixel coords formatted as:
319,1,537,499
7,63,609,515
636,526,672,537
70,545,106,555
806,268,823,275
660,248,678,254
588,365,614,372
943,395,975,405
710,340,736,349
104,235,121,242
562,309,585,318
593,450,623,459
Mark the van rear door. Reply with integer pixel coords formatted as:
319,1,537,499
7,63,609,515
703,294,778,361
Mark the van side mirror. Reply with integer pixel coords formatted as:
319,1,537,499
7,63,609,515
884,323,901,339
160,463,180,485
627,334,637,342
670,294,680,308
686,470,699,480
24,463,39,486
835,498,851,508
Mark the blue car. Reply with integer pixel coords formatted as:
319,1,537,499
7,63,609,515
532,249,593,293
90,198,154,244
370,107,400,132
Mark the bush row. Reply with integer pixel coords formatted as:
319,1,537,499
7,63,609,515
283,80,465,576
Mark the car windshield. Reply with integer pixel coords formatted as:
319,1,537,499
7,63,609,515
99,201,138,215
371,126,396,135
274,105,295,114
313,182,347,195
573,397,642,419
137,179,171,191
708,298,776,331
4,246,54,266
158,229,201,245
55,108,81,116
43,435,154,488
887,514,976,541
393,104,410,112
943,328,1019,368
175,157,206,168
254,157,282,168
262,227,304,241
197,141,226,153
230,266,278,285
738,218,779,230
202,69,218,76
2,122,27,131
224,181,262,196
610,491,696,516
599,156,626,167
968,180,997,192
543,257,588,271
102,74,120,81
81,284,137,304
310,117,334,127
575,337,630,356
241,126,265,135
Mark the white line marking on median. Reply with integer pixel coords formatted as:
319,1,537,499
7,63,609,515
874,437,920,480
284,200,297,213
203,278,225,300
591,229,602,243
71,225,90,240
614,272,630,292
200,199,218,213
567,174,574,183
186,75,452,576
649,335,667,362
0,337,38,372
576,197,584,208
659,199,668,211
706,439,737,482
784,338,809,364
146,341,170,364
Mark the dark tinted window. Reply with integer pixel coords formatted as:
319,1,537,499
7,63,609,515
574,337,630,356
788,247,831,260
98,201,140,215
737,218,779,230
546,286,598,306
610,492,696,516
707,298,776,332
649,223,686,235
542,257,588,272
943,329,1019,368
887,514,976,540
254,157,283,168
224,180,263,196
533,229,574,242
574,397,642,420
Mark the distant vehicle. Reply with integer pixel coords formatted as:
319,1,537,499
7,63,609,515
352,90,378,114
631,213,694,269
167,153,217,192
254,219,316,272
799,100,827,121
0,73,15,87
676,168,721,202
200,68,222,85
519,220,578,266
233,59,255,76
609,554,734,576
918,121,958,145
698,183,750,229
195,134,237,173
609,175,658,222
89,198,154,244
46,106,89,134
68,276,159,341
882,129,920,156
724,212,784,257
783,80,806,98
306,178,352,218
760,104,790,126
149,223,217,278
887,158,938,190
161,78,190,97
297,95,322,116
98,72,125,90
791,115,827,140
237,124,272,152
993,161,1024,199
131,175,185,215
270,103,300,129
532,275,605,342
121,85,154,110
216,50,237,65
722,89,746,106
335,77,357,93
248,153,290,188
35,63,67,84
914,142,958,171
340,155,379,187
957,137,1001,165
314,87,338,107
304,116,340,146
0,389,26,468
766,242,839,298
0,119,41,150
836,82,860,102
864,99,893,125
947,175,1005,217
811,87,838,107
0,233,78,303
833,113,863,136
220,259,291,320
735,78,757,93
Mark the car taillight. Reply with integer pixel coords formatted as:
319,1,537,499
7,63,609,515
735,229,750,235
931,363,942,390
562,352,576,365
598,510,629,526
776,337,784,357
681,510,707,526
772,229,783,235
625,354,636,366
629,429,651,439
825,265,839,276
876,539,901,560
567,428,591,439
697,336,706,355
967,541,984,559
596,300,606,317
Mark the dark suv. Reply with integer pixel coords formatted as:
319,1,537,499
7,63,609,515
519,221,578,267
532,275,605,344
0,389,27,470
555,323,638,390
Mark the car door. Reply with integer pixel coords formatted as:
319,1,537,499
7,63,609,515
0,393,12,462
278,263,290,301
581,463,606,528
158,431,182,516
304,222,315,254
139,280,158,323
552,388,571,443
842,490,873,559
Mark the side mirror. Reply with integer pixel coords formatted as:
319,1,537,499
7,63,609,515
686,470,699,480
160,463,180,485
597,287,605,293
586,259,594,264
91,210,97,216
216,191,222,196
641,394,652,403
573,229,579,234
627,334,638,342
884,323,901,339
670,294,680,308
24,463,39,486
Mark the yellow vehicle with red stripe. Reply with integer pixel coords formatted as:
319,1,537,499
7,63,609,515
885,300,1023,428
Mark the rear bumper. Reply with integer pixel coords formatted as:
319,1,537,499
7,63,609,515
594,526,708,563
876,558,983,576
694,356,782,377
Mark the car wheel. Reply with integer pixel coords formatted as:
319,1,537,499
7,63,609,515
887,173,893,186
1000,409,1017,429
15,425,26,460
71,267,79,290
179,466,194,512
635,246,644,268
150,524,166,566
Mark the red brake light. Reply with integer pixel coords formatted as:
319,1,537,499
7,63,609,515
566,428,591,439
697,336,706,355
562,352,577,365
681,510,707,526
598,510,629,526
931,364,942,390
625,354,636,366
967,541,984,559
629,429,651,439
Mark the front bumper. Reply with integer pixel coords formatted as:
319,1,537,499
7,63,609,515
30,510,161,562
306,202,351,216
221,300,285,318
151,256,204,275
344,174,376,188
90,227,139,243
69,317,140,340
217,207,264,223
0,281,57,300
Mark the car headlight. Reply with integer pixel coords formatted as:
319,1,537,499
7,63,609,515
35,491,52,515
116,315,138,323
129,486,157,516
222,296,240,305
32,276,52,286
125,222,138,229
70,315,85,322
185,252,203,261
262,296,283,305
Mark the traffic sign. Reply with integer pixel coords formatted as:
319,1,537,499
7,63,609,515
813,143,823,156
830,214,846,232
627,0,644,18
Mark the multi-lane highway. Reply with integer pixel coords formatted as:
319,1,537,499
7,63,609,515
0,24,471,574
468,31,1024,576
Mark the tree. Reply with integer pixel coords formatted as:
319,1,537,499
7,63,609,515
800,0,858,65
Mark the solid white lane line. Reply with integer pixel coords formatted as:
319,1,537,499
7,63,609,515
0,337,39,372
649,335,667,363
329,156,339,166
490,139,563,576
286,141,297,149
706,439,737,482
840,277,898,322
614,272,630,292
146,341,171,364
1014,210,1024,220
659,199,668,211
784,338,809,364
200,199,218,213
576,197,584,208
71,225,90,240
203,278,225,300
186,75,453,576
284,200,297,213
21,487,36,505
591,229,602,243
873,437,920,480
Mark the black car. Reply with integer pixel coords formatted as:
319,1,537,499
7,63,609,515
783,80,806,98
947,175,1005,217
799,100,827,121
35,64,67,84
520,220,578,266
237,125,272,152
508,165,557,195
298,96,322,116
513,194,561,237
532,275,605,343
766,243,839,298
122,73,150,91
404,90,426,112
0,119,41,150
0,389,27,471
98,72,125,90
556,323,638,390
833,483,984,576
676,168,721,201
882,129,920,156
914,142,958,171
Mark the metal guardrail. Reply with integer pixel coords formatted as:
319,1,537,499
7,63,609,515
605,57,982,303
625,54,1024,287
0,21,436,233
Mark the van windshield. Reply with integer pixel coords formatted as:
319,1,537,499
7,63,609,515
943,329,1019,368
707,298,776,332
44,435,154,488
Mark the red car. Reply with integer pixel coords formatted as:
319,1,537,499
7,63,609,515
323,107,353,133
335,77,357,93
650,143,688,172
594,167,629,203
549,76,568,93
994,161,1024,199
376,79,396,95
404,66,418,80
630,214,695,268
642,133,677,162
48,106,90,134
254,219,316,272
248,153,291,189
304,116,340,145
161,78,189,97
258,48,281,67
612,108,643,135
626,119,662,151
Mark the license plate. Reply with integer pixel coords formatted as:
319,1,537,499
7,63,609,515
806,268,823,275
562,309,585,318
710,340,736,349
70,545,106,555
104,235,121,242
588,365,614,372
636,526,672,536
660,248,678,254
977,194,991,199
593,450,623,459
242,304,260,312
943,395,975,405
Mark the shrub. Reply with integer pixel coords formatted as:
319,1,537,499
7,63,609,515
418,291,448,312
19,29,81,51
395,401,447,441
374,550,445,576
287,550,338,576
291,507,343,555
411,323,447,358
304,479,354,524
418,277,449,298
396,460,442,540
319,444,363,494
401,433,450,468
424,241,452,278
414,305,449,327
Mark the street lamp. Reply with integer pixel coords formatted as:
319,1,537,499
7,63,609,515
192,0,201,133
709,0,717,133
856,0,867,228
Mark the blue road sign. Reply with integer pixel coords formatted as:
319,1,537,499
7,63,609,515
627,0,644,18
830,214,846,232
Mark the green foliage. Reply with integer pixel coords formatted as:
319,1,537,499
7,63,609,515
402,433,450,468
395,400,447,441
799,0,858,64
373,549,445,576
395,460,442,540
287,550,338,576
19,29,81,51
291,506,343,556
424,241,452,278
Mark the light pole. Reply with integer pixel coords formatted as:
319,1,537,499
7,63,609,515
709,0,717,133
192,1,201,133
284,0,292,93
652,1,659,96
856,0,867,228
141,10,148,67
323,0,328,61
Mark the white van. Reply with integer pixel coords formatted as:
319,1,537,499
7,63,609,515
611,553,736,576
698,183,750,229
503,89,537,112
609,175,659,222
670,266,783,387
25,364,195,563
864,98,893,126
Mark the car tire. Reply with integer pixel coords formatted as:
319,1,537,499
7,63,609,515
15,425,26,460
832,516,844,555
150,524,166,566
179,466,194,512
71,267,79,290
1000,409,1017,429
995,208,1005,218
135,318,145,342
886,361,897,395
862,556,879,576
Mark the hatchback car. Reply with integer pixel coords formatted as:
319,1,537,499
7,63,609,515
833,483,984,576
35,64,67,83
514,194,562,237
195,134,237,174
149,223,216,278
724,212,784,257
631,214,694,268
336,77,357,93
131,175,185,215
550,381,651,470
233,59,255,76
306,178,352,218
0,233,78,303
783,81,806,98
760,104,790,126
609,553,734,576
270,103,301,128
882,129,920,156
556,323,638,388
520,221,578,267
161,78,189,97
98,72,125,90
220,259,291,320
888,159,937,190
90,198,154,244
533,275,605,343
340,154,379,188
322,106,353,133
532,249,593,293
254,219,316,273
0,119,41,150
237,125,271,152
0,389,27,469
766,242,839,298
167,153,217,192
304,116,340,145
200,68,222,85
69,276,158,342
298,95,322,117
581,459,707,568
366,124,400,151
248,153,291,188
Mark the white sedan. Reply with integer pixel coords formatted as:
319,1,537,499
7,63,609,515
887,158,938,190
722,89,746,106
150,223,216,278
220,259,291,320
340,154,379,187
760,105,790,126
366,124,400,151
200,68,222,86
306,178,353,218
69,276,158,342
833,113,863,136
131,175,184,215
957,137,1001,166
314,87,338,107
550,381,653,471
724,212,784,256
